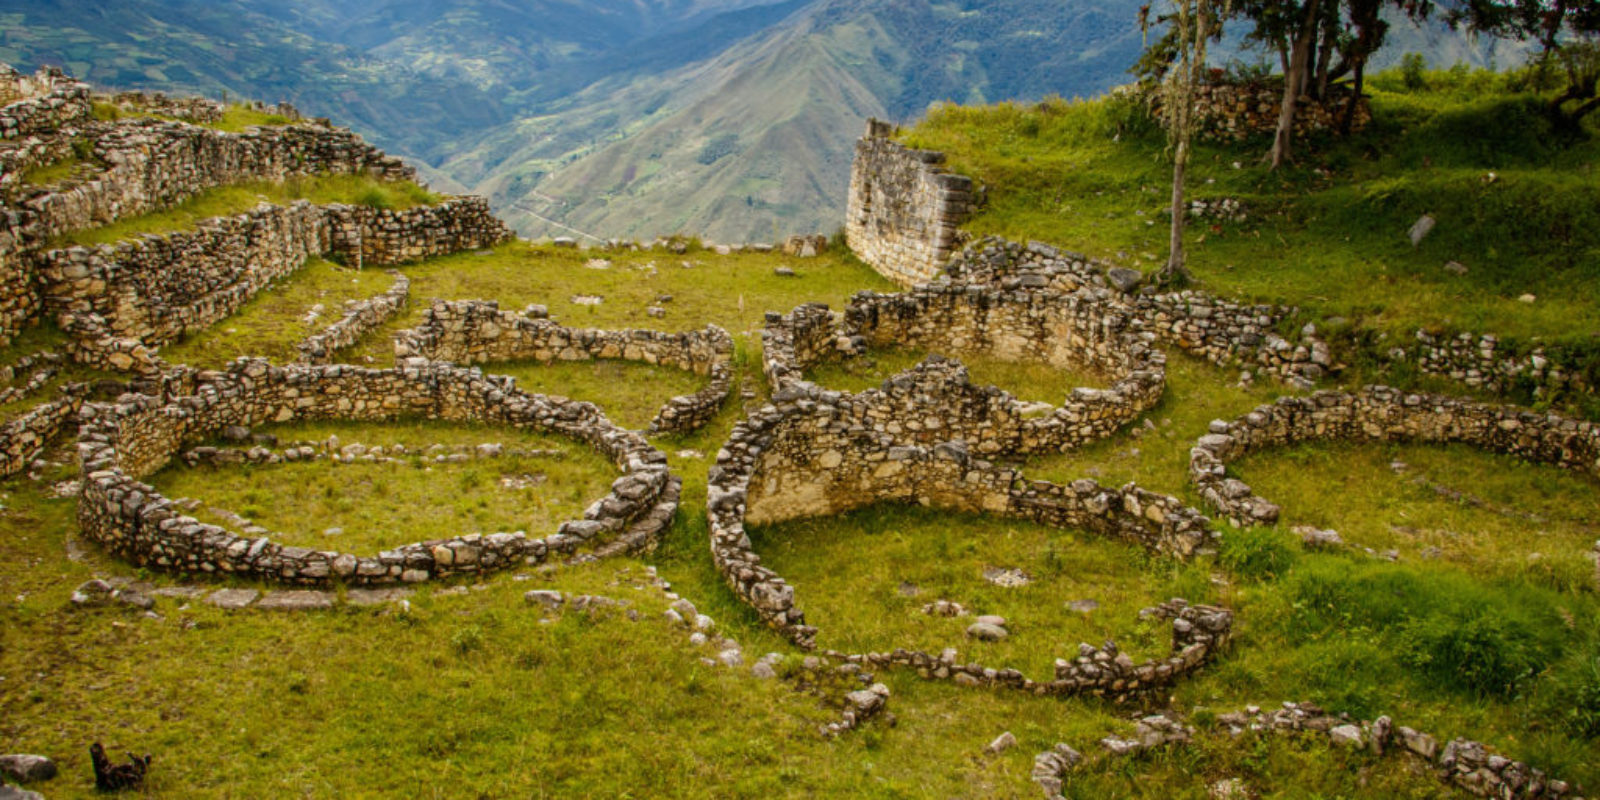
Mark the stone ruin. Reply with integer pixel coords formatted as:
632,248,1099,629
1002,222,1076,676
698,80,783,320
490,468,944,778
75,358,679,586
394,299,734,434
0,65,1591,792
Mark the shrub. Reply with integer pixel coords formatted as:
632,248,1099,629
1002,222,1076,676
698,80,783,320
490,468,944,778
357,186,394,210
1401,53,1427,91
1398,607,1550,698
1219,526,1297,581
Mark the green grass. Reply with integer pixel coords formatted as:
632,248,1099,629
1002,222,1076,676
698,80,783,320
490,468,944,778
150,420,614,553
17,156,80,186
489,359,709,431
4,74,1600,796
93,100,298,132
900,67,1600,345
210,105,296,132
52,174,442,248
806,346,1106,401
156,257,394,369
752,504,1206,677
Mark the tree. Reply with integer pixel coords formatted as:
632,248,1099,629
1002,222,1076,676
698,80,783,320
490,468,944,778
1450,0,1600,131
1151,0,1230,284
1232,0,1431,167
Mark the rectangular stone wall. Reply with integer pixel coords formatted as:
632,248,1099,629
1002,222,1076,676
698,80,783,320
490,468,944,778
34,197,511,366
844,119,977,287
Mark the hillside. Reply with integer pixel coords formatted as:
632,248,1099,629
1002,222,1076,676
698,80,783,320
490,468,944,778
1,63,1598,798
901,66,1600,411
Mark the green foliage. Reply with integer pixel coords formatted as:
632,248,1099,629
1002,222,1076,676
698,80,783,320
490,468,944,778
1398,607,1549,698
1553,646,1600,737
1218,526,1297,581
696,133,740,166
1284,559,1565,699
1401,53,1428,90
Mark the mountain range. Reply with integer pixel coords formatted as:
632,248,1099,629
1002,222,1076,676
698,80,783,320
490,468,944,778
0,0,1520,241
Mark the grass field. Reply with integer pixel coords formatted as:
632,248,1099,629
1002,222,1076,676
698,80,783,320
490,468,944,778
2,71,1598,798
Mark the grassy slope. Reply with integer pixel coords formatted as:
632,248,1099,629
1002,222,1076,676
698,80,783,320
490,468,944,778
2,80,1599,798
53,175,441,248
900,67,1600,346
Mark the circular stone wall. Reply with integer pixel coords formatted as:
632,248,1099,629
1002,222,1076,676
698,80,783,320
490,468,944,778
1190,385,1600,527
76,358,678,585
761,284,1166,454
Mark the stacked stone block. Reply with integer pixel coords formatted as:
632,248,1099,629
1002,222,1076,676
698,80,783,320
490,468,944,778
395,299,733,434
75,358,678,586
845,118,977,287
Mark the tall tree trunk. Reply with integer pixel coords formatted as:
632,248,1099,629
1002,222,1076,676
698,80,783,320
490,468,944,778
1314,23,1335,100
1341,57,1367,135
1269,0,1321,170
1166,138,1190,282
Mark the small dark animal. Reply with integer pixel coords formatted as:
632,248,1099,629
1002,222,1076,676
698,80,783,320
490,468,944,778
89,742,151,792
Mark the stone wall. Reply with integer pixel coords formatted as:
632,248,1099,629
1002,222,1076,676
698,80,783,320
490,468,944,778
99,91,226,125
33,197,510,369
845,119,977,287
395,299,734,434
1143,80,1371,143
75,358,678,585
1038,701,1586,800
844,122,1597,405
0,387,85,479
0,106,422,345
1189,386,1600,527
0,66,92,141
1407,329,1593,399
13,117,414,247
708,359,1217,650
944,238,1330,388
828,598,1233,703
296,271,410,365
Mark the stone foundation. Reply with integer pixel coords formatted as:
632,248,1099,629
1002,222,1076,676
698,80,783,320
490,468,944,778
1038,701,1586,800
1143,80,1372,143
709,357,1218,650
74,358,678,585
0,386,85,478
296,271,410,365
1189,386,1600,527
395,299,734,434
761,282,1168,453
0,66,92,141
33,197,509,369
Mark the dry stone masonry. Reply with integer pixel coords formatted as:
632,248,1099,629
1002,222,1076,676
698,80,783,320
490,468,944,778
761,283,1169,454
844,124,1595,404
1141,81,1371,143
845,119,977,287
824,598,1232,703
708,355,1219,654
0,65,92,142
395,299,734,434
34,197,508,371
1190,385,1600,528
296,271,411,365
1035,701,1585,800
74,358,679,586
